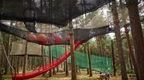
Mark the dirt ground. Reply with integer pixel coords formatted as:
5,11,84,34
30,70,136,80
2,70,136,80
30,71,122,80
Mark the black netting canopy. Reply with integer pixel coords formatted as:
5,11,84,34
0,0,112,26
0,22,113,45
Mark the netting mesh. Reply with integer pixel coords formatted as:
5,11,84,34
45,45,113,73
1,0,112,26
10,41,42,55
0,23,113,45
24,22,37,33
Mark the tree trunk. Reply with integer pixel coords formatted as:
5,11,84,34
53,66,56,75
16,56,20,73
65,45,69,76
41,46,45,66
57,65,59,72
111,40,116,76
111,0,128,80
0,73,2,80
56,46,59,72
87,43,92,77
84,45,89,75
124,26,139,78
69,22,77,80
51,50,56,75
119,0,139,77
87,68,89,75
126,1,144,79
52,57,56,75
48,46,52,77
65,60,69,76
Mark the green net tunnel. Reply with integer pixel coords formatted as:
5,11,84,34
44,45,113,73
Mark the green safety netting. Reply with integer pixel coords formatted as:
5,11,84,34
44,45,113,73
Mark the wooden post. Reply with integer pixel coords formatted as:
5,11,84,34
16,56,20,73
84,45,89,75
52,58,56,75
53,65,56,75
23,41,28,73
69,22,77,80
51,46,56,75
48,46,52,77
31,57,34,69
13,56,16,73
126,0,144,79
87,69,89,75
28,57,31,70
87,43,92,77
56,66,59,72
65,60,69,76
65,45,69,76
111,40,116,76
41,46,45,65
111,0,128,80
55,46,59,72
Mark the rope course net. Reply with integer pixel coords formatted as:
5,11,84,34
0,0,114,79
0,23,113,45
1,0,112,26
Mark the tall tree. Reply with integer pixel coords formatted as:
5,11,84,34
111,0,128,80
119,0,139,78
126,0,144,79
